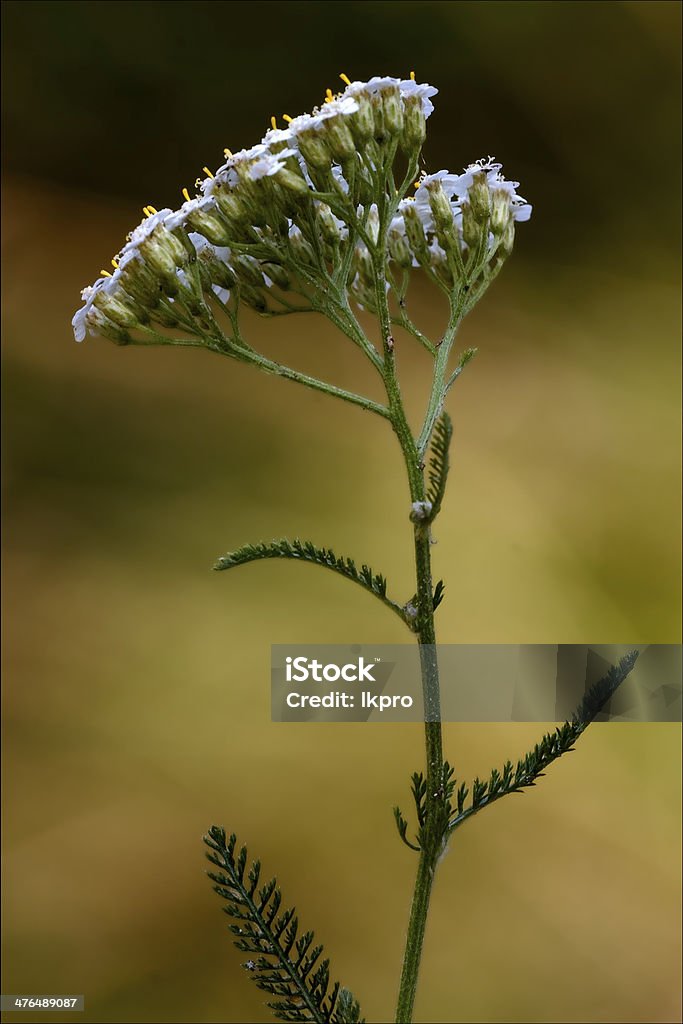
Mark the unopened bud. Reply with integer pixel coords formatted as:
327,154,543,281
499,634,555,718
214,189,250,225
460,202,481,249
381,85,404,135
288,226,316,264
490,188,512,236
138,226,188,276
93,290,139,329
367,204,380,246
184,208,232,246
427,181,454,233
276,168,311,197
164,228,190,266
350,273,377,314
324,117,356,162
86,307,131,345
371,92,386,139
198,249,235,290
349,92,374,142
296,130,332,171
500,220,515,257
401,94,426,150
137,236,177,277
118,258,161,306
402,203,430,263
262,262,290,290
316,203,344,246
234,255,265,289
388,227,413,268
353,244,374,289
239,283,268,313
468,171,490,222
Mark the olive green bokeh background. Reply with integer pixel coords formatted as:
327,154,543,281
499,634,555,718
2,2,681,1022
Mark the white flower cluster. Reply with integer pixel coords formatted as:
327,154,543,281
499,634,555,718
73,74,531,343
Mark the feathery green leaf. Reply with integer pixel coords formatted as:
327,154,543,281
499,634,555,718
393,806,421,851
426,412,452,519
214,538,408,626
204,827,364,1023
447,651,640,833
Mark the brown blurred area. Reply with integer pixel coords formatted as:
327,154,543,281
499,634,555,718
2,2,681,1022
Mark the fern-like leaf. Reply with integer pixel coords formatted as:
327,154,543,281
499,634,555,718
214,538,407,625
204,827,364,1023
426,412,452,518
447,651,639,833
393,806,421,851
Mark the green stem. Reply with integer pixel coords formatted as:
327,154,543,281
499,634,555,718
370,226,445,1024
395,519,443,1024
238,349,389,418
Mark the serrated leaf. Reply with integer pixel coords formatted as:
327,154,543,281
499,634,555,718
204,827,364,1024
213,538,407,625
426,412,453,518
447,651,639,834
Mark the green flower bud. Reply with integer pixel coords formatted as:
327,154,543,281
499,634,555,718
353,245,374,290
184,208,232,246
381,85,404,135
316,203,344,247
402,203,430,263
164,228,190,266
288,227,316,265
348,92,374,143
427,181,454,233
158,273,180,299
239,283,268,313
234,255,265,289
490,188,512,236
137,235,178,277
350,274,378,314
460,202,481,249
468,171,491,222
388,227,413,269
198,249,235,290
371,92,386,140
213,188,250,226
86,307,131,345
324,117,356,162
296,130,332,171
500,220,515,257
276,168,311,197
118,259,161,306
138,225,189,277
262,262,290,290
92,290,139,329
401,94,426,150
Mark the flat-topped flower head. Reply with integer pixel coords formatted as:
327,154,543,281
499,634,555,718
72,73,531,346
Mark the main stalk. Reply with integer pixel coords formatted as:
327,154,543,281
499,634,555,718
371,245,445,1024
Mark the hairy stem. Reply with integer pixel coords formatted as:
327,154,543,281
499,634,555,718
395,516,443,1024
370,230,445,1024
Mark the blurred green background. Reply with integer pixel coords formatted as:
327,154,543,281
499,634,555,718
2,2,681,1022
